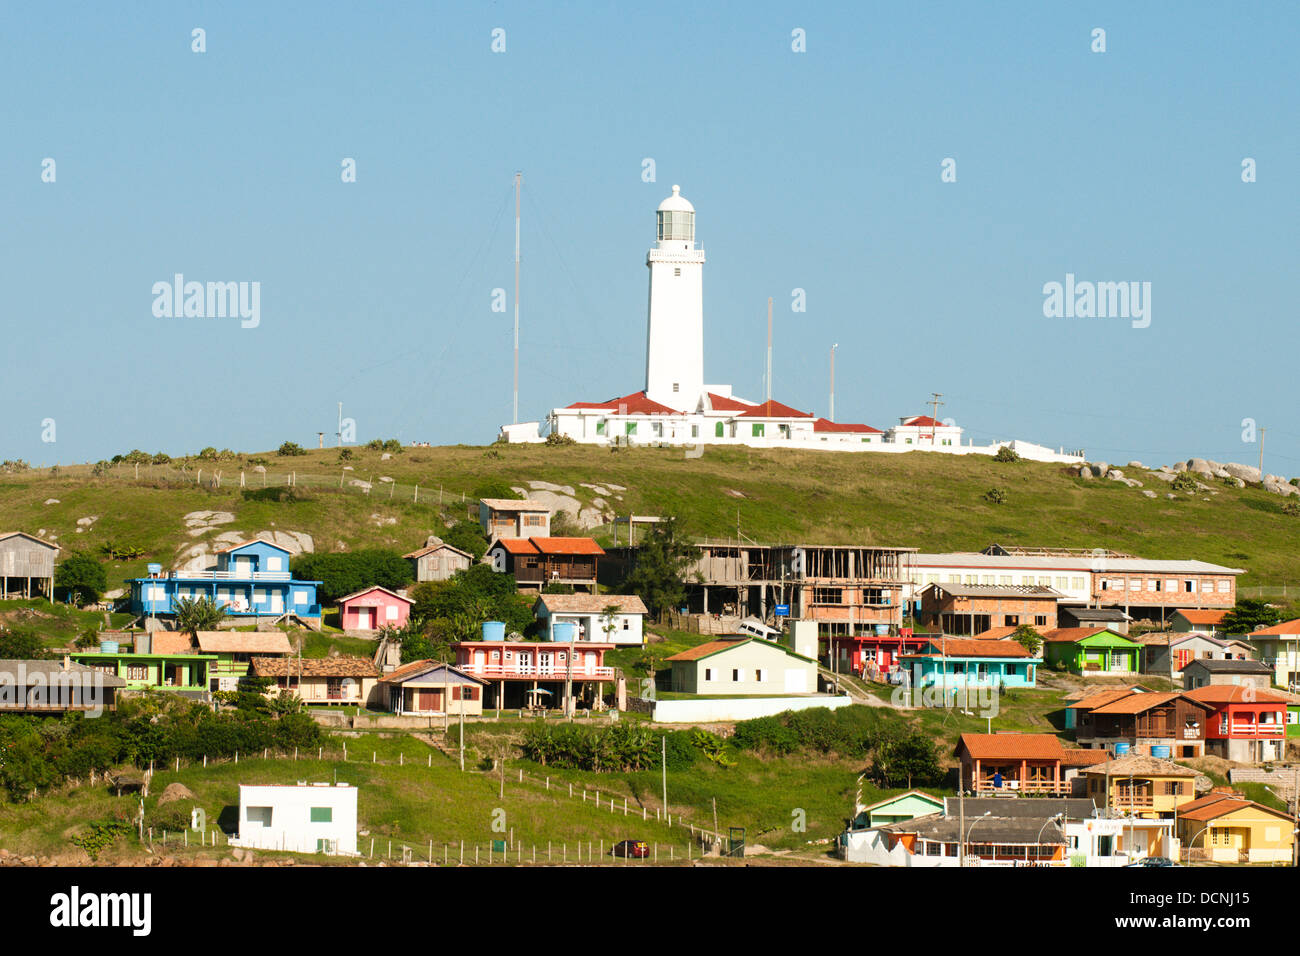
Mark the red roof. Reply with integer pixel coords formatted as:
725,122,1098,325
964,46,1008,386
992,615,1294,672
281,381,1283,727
914,637,1034,658
1184,685,1290,705
971,626,1019,641
566,391,683,415
531,537,605,556
493,538,538,555
901,415,946,428
736,399,813,419
1176,609,1228,626
956,733,1064,761
1247,618,1300,636
813,418,882,434
706,392,752,412
1039,627,1113,644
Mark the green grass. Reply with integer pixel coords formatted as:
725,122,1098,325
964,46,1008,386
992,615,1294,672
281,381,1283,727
301,631,379,659
0,599,133,649
5,443,1299,596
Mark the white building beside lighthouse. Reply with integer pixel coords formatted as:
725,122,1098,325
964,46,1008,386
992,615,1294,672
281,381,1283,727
499,187,1083,463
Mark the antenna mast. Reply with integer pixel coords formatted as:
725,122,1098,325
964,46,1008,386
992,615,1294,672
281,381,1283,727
765,297,773,404
513,172,522,425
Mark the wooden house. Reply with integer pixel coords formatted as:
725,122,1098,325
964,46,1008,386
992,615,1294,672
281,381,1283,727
0,532,58,600
488,537,603,592
0,658,125,714
954,733,1106,796
403,539,473,582
1068,689,1213,759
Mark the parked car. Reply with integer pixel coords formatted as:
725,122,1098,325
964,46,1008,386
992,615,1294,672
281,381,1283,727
612,839,649,858
1124,856,1178,867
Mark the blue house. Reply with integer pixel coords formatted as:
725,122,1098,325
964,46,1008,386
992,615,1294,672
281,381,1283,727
899,635,1040,690
129,538,321,622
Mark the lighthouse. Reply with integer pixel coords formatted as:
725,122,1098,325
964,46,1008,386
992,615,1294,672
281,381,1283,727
644,185,706,410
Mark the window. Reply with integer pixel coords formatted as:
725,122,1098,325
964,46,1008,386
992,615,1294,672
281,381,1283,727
732,668,744,682
626,422,637,436
1184,580,1196,593
691,425,699,438
752,423,765,437
246,806,273,826
310,806,333,823
755,669,766,682
1217,580,1231,593
1150,580,1161,592
266,556,283,571
1129,578,1142,591
596,421,606,436
672,382,679,391
1004,614,1020,626
459,686,478,700
813,587,843,604
715,421,724,437
1000,575,1013,586
294,590,309,605
1165,579,1179,592
622,618,630,630
127,665,148,681
1035,615,1047,627
673,267,681,277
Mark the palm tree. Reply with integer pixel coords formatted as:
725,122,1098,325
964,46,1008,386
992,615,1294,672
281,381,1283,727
173,595,228,635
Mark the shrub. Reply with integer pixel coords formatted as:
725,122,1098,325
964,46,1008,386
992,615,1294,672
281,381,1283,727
545,432,577,446
1170,472,1199,493
1283,501,1300,517
55,554,108,605
993,446,1020,463
277,441,307,457
983,487,1008,505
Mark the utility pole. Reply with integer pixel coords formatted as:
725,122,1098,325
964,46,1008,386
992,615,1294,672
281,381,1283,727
829,343,838,422
765,297,773,406
513,172,522,425
1259,426,1266,480
336,402,343,447
928,392,945,444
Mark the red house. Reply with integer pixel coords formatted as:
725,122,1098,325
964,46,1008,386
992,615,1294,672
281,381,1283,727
1185,684,1288,763
828,629,930,679
337,586,412,633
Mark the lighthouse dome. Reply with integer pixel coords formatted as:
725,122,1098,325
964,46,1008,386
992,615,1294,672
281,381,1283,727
656,185,695,242
657,184,695,213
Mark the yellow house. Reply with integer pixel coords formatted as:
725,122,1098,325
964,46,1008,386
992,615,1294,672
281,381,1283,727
1176,793,1296,864
1083,754,1200,819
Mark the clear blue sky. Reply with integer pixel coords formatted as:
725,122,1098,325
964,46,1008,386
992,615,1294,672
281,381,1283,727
3,2,1297,471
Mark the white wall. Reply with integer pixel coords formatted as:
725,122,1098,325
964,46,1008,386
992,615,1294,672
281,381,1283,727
649,694,852,723
231,783,359,856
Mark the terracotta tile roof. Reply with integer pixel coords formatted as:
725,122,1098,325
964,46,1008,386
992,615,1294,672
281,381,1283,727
971,626,1019,641
378,660,487,686
1088,692,1185,715
900,415,946,428
1040,627,1114,643
735,399,814,419
535,593,648,615
1176,794,1290,823
1059,749,1113,767
1082,754,1198,777
493,538,539,556
566,391,683,416
250,656,379,678
1246,618,1300,636
531,537,605,556
1184,685,1290,705
194,630,293,655
705,392,752,412
1066,688,1144,711
956,733,1064,761
666,638,750,662
914,637,1035,658
1175,609,1228,626
813,418,882,434
150,631,197,654
336,585,413,605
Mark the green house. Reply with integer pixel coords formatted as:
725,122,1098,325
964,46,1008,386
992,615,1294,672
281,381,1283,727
852,790,944,829
1041,627,1141,676
71,651,215,695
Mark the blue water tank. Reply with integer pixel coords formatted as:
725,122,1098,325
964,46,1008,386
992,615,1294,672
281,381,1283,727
552,621,578,642
481,621,506,641
1151,745,1171,759
1114,742,1131,756
99,640,119,654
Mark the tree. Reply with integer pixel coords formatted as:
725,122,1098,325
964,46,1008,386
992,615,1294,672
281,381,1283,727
621,518,701,618
173,595,228,635
1221,599,1282,635
442,520,489,560
1011,624,1041,655
55,554,108,606
291,550,413,603
0,627,51,660
599,605,621,642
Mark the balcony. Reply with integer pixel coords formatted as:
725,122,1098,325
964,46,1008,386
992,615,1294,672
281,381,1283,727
463,663,616,680
167,569,292,581
1225,722,1284,738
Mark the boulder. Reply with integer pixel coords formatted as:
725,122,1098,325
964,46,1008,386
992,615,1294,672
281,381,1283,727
1090,462,1110,478
1223,463,1261,483
1149,472,1175,483
1187,458,1214,477
1264,478,1299,497
1159,465,1174,474
1077,468,1092,480
1127,461,1144,469
1142,490,1158,498
1172,461,1187,473
1106,469,1125,480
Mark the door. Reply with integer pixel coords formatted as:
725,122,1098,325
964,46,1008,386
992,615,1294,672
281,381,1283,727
269,591,284,614
416,689,437,712
357,607,374,629
235,557,252,577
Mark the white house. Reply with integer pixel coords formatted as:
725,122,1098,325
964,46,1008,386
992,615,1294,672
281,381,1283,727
884,415,963,449
229,782,359,856
533,593,647,645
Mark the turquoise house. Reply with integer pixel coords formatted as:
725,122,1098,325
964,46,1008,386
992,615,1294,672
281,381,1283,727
852,790,944,829
128,538,322,622
1041,627,1141,676
899,636,1040,689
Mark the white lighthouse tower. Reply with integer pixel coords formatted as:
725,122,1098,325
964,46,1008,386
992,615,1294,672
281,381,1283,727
644,185,706,410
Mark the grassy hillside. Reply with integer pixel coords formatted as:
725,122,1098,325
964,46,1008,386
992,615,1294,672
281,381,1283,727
2,443,1298,592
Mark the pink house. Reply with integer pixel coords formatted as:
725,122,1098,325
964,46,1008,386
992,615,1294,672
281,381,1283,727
338,586,413,632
